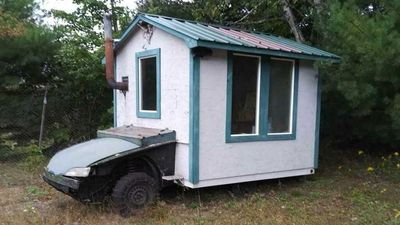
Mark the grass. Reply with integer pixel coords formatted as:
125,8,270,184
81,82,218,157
0,147,399,225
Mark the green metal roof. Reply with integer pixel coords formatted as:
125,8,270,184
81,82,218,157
115,13,340,62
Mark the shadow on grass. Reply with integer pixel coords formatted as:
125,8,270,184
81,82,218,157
67,175,312,216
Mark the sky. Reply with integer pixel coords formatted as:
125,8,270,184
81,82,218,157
38,0,137,25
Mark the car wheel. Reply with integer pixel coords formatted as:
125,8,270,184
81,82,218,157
111,172,157,216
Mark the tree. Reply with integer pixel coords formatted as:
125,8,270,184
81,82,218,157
136,0,193,19
0,0,58,86
319,0,400,149
42,0,134,148
0,0,57,131
2,0,398,155
0,0,61,160
279,0,304,42
137,0,400,151
1,0,134,156
137,0,317,42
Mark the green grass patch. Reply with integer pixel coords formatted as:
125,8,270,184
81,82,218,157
0,147,399,225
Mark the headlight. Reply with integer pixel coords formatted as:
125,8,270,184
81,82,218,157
64,167,91,177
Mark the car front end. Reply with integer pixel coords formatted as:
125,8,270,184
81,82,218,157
42,168,82,198
42,137,140,202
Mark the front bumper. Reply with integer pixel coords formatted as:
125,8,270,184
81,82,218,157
42,169,80,195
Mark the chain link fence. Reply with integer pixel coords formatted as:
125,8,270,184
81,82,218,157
0,86,112,166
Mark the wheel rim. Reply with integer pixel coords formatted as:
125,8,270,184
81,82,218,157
127,186,148,206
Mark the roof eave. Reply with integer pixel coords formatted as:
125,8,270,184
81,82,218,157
194,40,341,62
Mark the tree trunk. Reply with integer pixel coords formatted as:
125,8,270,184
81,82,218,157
280,0,305,43
314,0,322,14
311,0,323,43
110,0,118,32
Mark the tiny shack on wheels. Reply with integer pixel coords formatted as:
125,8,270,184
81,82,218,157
43,13,340,215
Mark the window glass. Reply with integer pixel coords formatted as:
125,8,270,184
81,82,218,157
140,57,157,111
268,59,293,134
231,55,260,135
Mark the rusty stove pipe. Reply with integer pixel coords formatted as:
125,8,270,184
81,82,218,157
103,14,128,91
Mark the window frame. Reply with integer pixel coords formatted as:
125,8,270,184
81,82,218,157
267,57,296,136
135,48,161,119
229,53,262,137
226,52,299,143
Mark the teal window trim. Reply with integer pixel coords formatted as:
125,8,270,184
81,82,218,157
226,52,299,143
135,48,161,119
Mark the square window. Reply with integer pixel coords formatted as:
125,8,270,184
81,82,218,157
226,52,298,143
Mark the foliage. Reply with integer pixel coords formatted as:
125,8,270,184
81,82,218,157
0,133,44,162
26,185,49,198
1,146,399,224
1,0,400,156
0,0,134,159
0,9,26,38
0,0,57,86
137,0,308,38
45,0,134,147
0,0,37,20
136,0,193,20
319,0,400,149
139,0,400,150
0,0,59,154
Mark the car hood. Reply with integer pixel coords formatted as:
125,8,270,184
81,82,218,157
46,138,140,175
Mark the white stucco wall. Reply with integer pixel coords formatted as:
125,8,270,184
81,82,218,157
197,49,318,186
114,27,190,179
114,27,319,187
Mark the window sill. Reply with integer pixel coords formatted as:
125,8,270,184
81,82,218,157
226,133,296,143
137,111,161,119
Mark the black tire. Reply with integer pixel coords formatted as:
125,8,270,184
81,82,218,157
111,172,157,216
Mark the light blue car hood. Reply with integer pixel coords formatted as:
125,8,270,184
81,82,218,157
47,138,139,175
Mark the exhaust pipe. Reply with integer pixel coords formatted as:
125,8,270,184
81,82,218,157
103,14,128,91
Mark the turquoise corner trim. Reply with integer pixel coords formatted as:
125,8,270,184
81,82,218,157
314,73,321,168
189,51,200,184
135,48,161,119
225,52,299,143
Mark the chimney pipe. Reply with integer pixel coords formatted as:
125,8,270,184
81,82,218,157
103,14,128,91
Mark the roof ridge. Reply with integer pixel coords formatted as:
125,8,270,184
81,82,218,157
138,12,290,40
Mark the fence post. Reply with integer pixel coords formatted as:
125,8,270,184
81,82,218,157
39,85,48,148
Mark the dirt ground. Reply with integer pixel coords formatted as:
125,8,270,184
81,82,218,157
0,148,399,225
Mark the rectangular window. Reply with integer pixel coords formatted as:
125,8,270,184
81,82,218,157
231,54,260,135
226,52,298,143
268,58,294,134
139,57,157,111
136,48,161,119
